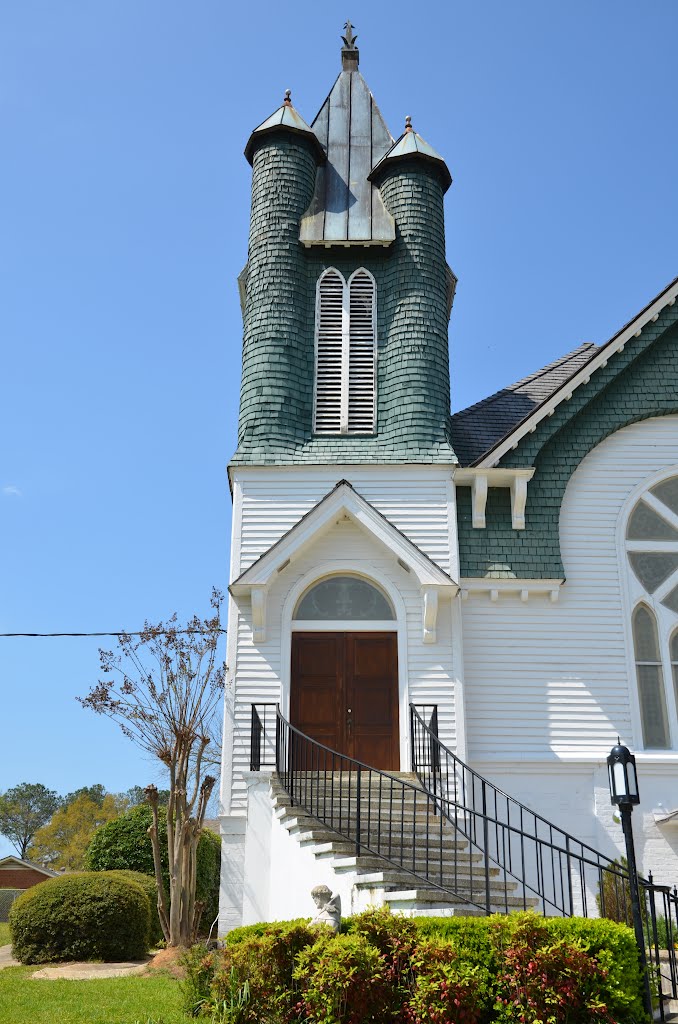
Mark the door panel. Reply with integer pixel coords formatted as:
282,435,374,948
347,634,399,769
290,632,399,770
290,634,343,752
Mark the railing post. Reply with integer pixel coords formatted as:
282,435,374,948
355,764,362,857
481,780,491,915
619,804,652,1017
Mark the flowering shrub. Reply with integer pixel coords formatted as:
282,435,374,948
491,917,616,1024
404,940,489,1024
182,909,647,1024
293,932,395,1024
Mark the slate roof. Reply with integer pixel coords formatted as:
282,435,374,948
449,343,598,466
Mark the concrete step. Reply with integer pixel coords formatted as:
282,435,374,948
382,888,540,910
327,854,498,875
352,870,518,894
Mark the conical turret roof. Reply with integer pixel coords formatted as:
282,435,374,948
369,116,452,192
244,91,325,165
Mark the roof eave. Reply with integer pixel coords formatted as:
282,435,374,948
472,274,678,468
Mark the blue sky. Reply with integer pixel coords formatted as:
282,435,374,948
1,1,677,856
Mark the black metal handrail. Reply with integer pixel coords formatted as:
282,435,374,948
274,706,486,911
410,703,678,1020
249,701,676,1018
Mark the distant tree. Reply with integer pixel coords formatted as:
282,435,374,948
124,785,170,807
62,784,108,807
79,590,226,946
29,793,123,870
0,783,62,859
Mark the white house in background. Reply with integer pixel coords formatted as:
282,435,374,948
218,26,678,932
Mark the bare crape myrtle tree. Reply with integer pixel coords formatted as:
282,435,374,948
79,588,226,947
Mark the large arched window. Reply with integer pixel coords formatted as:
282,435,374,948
313,268,376,435
625,475,678,748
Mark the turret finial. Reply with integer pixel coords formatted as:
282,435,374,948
405,115,413,133
284,89,292,106
342,20,358,49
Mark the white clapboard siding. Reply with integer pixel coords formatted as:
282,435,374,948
236,467,455,576
462,416,678,760
314,270,344,434
348,271,376,433
229,519,458,810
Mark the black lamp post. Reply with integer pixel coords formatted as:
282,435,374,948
607,740,652,1015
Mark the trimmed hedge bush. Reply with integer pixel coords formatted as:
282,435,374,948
189,908,648,1024
9,870,150,964
86,803,221,933
105,869,164,946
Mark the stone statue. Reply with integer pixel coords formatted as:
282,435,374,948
310,884,341,932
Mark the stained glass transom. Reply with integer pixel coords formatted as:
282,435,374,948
294,577,395,621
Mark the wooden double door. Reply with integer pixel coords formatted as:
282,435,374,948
290,632,399,771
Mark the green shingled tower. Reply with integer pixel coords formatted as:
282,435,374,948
233,27,458,467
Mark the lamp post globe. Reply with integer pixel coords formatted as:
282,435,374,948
607,740,640,806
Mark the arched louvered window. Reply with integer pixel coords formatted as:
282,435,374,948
313,268,376,435
632,605,670,748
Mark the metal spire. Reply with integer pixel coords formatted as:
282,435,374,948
342,20,358,49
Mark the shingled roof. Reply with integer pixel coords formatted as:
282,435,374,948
449,343,597,466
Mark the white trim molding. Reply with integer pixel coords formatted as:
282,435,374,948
474,276,678,469
460,578,564,602
454,468,536,530
230,480,457,644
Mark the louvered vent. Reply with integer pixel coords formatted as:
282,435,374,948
313,268,376,435
314,270,345,434
348,271,376,433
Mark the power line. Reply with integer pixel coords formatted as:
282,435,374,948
0,629,228,638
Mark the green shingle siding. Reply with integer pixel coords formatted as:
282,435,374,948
458,313,678,578
232,139,456,466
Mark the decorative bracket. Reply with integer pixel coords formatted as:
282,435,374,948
422,586,439,644
250,586,267,643
455,468,535,531
471,474,488,528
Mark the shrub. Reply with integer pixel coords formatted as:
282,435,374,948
183,922,317,1020
185,910,647,1024
86,803,221,933
9,870,150,963
405,939,489,1024
294,932,395,1024
107,869,164,946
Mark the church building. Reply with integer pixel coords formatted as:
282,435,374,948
218,25,678,933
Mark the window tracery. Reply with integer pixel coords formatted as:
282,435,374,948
626,475,678,748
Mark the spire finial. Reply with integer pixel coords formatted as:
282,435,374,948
284,89,292,107
342,20,358,49
405,115,413,133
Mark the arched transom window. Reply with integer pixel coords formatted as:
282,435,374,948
293,576,394,621
626,475,678,748
313,268,376,435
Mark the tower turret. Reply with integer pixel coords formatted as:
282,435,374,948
238,92,324,455
232,28,457,467
370,116,454,453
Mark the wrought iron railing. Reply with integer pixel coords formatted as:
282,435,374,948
249,702,677,1019
410,703,678,1020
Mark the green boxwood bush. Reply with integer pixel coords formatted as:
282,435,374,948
106,869,164,946
187,909,648,1024
85,803,221,933
9,870,150,964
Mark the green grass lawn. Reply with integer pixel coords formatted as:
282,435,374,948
0,966,186,1024
0,922,11,945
